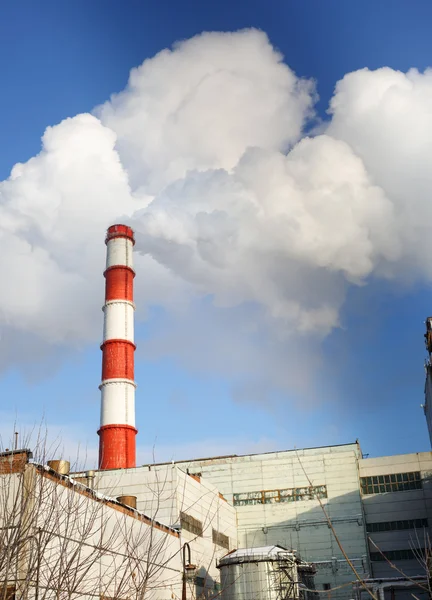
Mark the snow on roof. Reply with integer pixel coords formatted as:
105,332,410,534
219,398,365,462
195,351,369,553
218,545,298,567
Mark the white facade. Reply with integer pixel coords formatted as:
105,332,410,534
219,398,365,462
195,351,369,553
153,444,432,600
168,443,368,600
4,445,432,600
92,464,237,597
0,452,182,600
359,452,432,580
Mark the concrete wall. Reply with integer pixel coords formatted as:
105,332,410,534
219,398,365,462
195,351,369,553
71,444,432,600
0,462,182,600
93,464,237,596
167,443,368,600
359,452,432,580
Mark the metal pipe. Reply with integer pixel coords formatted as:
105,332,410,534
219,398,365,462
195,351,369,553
47,460,70,475
182,543,192,600
116,495,137,509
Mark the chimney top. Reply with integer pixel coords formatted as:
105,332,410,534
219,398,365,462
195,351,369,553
105,224,135,245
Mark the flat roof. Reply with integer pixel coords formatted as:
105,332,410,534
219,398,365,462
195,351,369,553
140,441,360,468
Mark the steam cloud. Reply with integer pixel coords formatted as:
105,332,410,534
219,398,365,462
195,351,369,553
1,29,431,400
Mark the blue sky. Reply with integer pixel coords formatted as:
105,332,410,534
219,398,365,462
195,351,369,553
1,0,432,463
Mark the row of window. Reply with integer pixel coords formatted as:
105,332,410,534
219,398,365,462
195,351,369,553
0,587,15,600
233,485,328,506
180,512,230,549
180,512,203,537
232,471,422,508
360,472,422,495
367,518,428,533
212,528,230,550
370,548,426,562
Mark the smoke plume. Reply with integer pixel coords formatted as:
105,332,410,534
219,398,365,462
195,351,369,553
1,29,431,402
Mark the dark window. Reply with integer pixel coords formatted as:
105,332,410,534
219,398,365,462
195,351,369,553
360,472,421,495
370,548,425,562
323,584,331,591
0,587,15,600
233,485,327,507
180,512,203,537
367,518,428,533
212,528,230,550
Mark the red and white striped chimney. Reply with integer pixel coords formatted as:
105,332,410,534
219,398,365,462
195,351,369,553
98,224,137,470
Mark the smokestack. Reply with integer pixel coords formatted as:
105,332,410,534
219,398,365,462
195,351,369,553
98,224,137,470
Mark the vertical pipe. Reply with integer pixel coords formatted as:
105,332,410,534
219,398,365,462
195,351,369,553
98,224,137,470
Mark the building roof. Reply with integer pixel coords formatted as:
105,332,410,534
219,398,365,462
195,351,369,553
217,545,298,567
140,441,361,469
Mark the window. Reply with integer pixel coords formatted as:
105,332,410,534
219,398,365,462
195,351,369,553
370,548,425,562
0,587,15,600
180,512,203,537
233,485,327,506
212,529,230,550
323,584,331,591
360,472,421,495
367,518,428,533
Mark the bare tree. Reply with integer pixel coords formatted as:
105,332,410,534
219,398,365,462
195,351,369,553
0,431,183,600
1,427,251,600
294,450,432,600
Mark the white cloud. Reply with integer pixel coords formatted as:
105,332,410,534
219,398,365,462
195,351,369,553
0,29,432,411
0,114,135,345
96,29,315,194
327,66,432,280
132,135,399,338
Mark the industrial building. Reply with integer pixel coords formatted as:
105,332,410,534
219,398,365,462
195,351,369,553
91,445,432,599
87,224,431,600
88,463,238,596
0,449,182,600
2,223,432,600
423,317,432,447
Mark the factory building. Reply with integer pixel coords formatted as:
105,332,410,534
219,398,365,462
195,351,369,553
89,465,238,596
99,445,431,599
154,443,368,599
157,447,432,598
359,452,432,579
0,449,182,600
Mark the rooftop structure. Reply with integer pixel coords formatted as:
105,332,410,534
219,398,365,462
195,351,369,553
217,545,317,600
